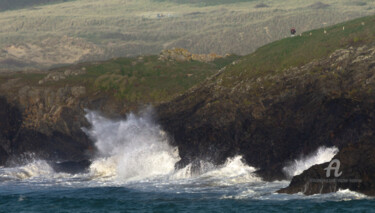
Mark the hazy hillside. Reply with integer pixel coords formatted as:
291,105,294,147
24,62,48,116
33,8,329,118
0,0,374,70
0,0,72,11
153,0,255,6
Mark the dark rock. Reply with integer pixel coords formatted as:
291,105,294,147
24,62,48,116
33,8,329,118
0,96,93,166
0,97,22,142
278,137,375,196
49,159,91,174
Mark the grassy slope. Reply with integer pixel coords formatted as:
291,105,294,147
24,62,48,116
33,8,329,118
220,15,375,87
0,54,239,109
153,0,256,6
1,0,374,70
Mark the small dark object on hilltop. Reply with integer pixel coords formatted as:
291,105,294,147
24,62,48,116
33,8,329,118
291,28,296,36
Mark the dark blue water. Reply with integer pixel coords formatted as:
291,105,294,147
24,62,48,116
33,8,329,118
1,185,374,213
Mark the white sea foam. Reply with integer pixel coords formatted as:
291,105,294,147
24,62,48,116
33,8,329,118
283,146,339,178
84,110,261,185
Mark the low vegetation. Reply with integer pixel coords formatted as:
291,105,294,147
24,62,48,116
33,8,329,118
0,0,373,70
220,15,375,86
0,54,239,109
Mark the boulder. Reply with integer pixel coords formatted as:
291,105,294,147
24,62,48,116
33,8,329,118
278,137,375,196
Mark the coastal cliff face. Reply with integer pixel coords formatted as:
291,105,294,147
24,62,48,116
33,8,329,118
1,43,374,182
0,53,232,166
0,81,93,165
157,43,375,181
0,15,374,199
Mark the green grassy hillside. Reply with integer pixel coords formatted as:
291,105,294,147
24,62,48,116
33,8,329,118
0,0,373,70
220,15,375,86
0,53,239,110
156,14,375,181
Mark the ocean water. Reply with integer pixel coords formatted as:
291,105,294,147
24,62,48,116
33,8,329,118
0,110,373,212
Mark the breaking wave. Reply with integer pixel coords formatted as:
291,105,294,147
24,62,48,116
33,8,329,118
0,110,368,202
84,110,261,185
84,109,180,182
283,146,339,178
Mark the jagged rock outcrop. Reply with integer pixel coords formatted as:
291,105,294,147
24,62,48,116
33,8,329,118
159,48,223,63
0,97,22,165
0,77,93,165
38,67,87,84
157,43,375,181
278,137,375,196
0,93,93,166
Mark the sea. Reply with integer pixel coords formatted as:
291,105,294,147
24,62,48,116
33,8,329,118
0,111,373,212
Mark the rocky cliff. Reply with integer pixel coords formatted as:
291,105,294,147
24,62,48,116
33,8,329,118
0,15,374,197
157,43,375,181
0,52,233,167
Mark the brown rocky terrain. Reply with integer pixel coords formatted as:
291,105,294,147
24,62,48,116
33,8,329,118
0,36,105,71
159,48,223,63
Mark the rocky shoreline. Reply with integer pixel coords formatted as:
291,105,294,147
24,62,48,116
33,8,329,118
157,44,375,183
0,42,375,196
278,137,375,196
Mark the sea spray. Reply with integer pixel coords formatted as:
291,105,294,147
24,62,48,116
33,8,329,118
0,160,54,181
198,156,262,185
84,109,180,182
84,110,262,185
283,146,339,178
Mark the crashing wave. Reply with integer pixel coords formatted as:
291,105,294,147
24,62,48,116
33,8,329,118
283,146,339,178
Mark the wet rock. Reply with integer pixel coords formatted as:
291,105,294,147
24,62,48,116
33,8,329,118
49,159,91,174
278,137,375,196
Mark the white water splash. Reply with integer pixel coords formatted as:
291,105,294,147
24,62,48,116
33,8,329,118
172,156,261,185
0,160,54,181
283,146,339,178
83,110,262,185
84,109,180,182
199,156,261,185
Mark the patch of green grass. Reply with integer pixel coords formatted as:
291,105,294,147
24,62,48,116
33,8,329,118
220,15,375,86
49,54,237,106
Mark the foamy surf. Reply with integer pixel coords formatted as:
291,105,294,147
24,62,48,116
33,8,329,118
0,110,370,204
0,160,72,181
